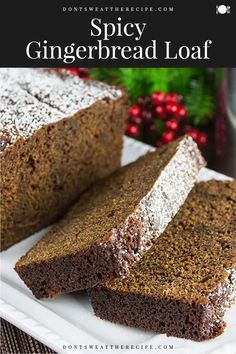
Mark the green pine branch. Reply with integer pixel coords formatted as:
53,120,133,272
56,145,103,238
90,68,219,126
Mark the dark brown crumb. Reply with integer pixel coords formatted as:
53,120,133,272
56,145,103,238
89,180,236,341
15,136,204,299
1,69,128,250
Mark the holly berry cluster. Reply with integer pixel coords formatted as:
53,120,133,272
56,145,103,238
67,68,90,79
126,92,208,148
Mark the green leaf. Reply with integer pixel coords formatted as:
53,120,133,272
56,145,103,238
154,119,165,136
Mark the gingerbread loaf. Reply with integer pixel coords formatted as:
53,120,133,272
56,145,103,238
0,68,128,250
89,180,236,341
15,136,205,298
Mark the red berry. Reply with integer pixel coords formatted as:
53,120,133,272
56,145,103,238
130,116,142,125
196,132,208,147
155,139,164,148
137,96,145,105
161,130,176,144
187,128,198,141
137,95,150,107
166,102,179,115
142,110,152,123
129,105,141,118
176,105,187,118
68,68,79,75
77,67,89,78
151,92,165,106
126,124,140,138
155,105,167,119
166,118,179,131
165,93,182,104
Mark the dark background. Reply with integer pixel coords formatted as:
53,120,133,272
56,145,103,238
0,0,235,67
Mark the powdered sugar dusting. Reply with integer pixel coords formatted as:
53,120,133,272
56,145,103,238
0,83,64,146
205,267,236,331
138,136,206,246
112,136,206,276
223,268,236,307
0,68,122,152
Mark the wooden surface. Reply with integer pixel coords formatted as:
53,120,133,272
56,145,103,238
0,318,55,354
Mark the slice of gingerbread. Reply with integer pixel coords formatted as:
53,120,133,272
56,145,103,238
89,180,236,341
15,136,205,299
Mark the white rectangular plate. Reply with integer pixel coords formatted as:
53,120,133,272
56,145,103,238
1,137,235,354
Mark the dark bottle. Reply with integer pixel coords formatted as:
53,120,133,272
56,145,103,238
214,68,236,177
